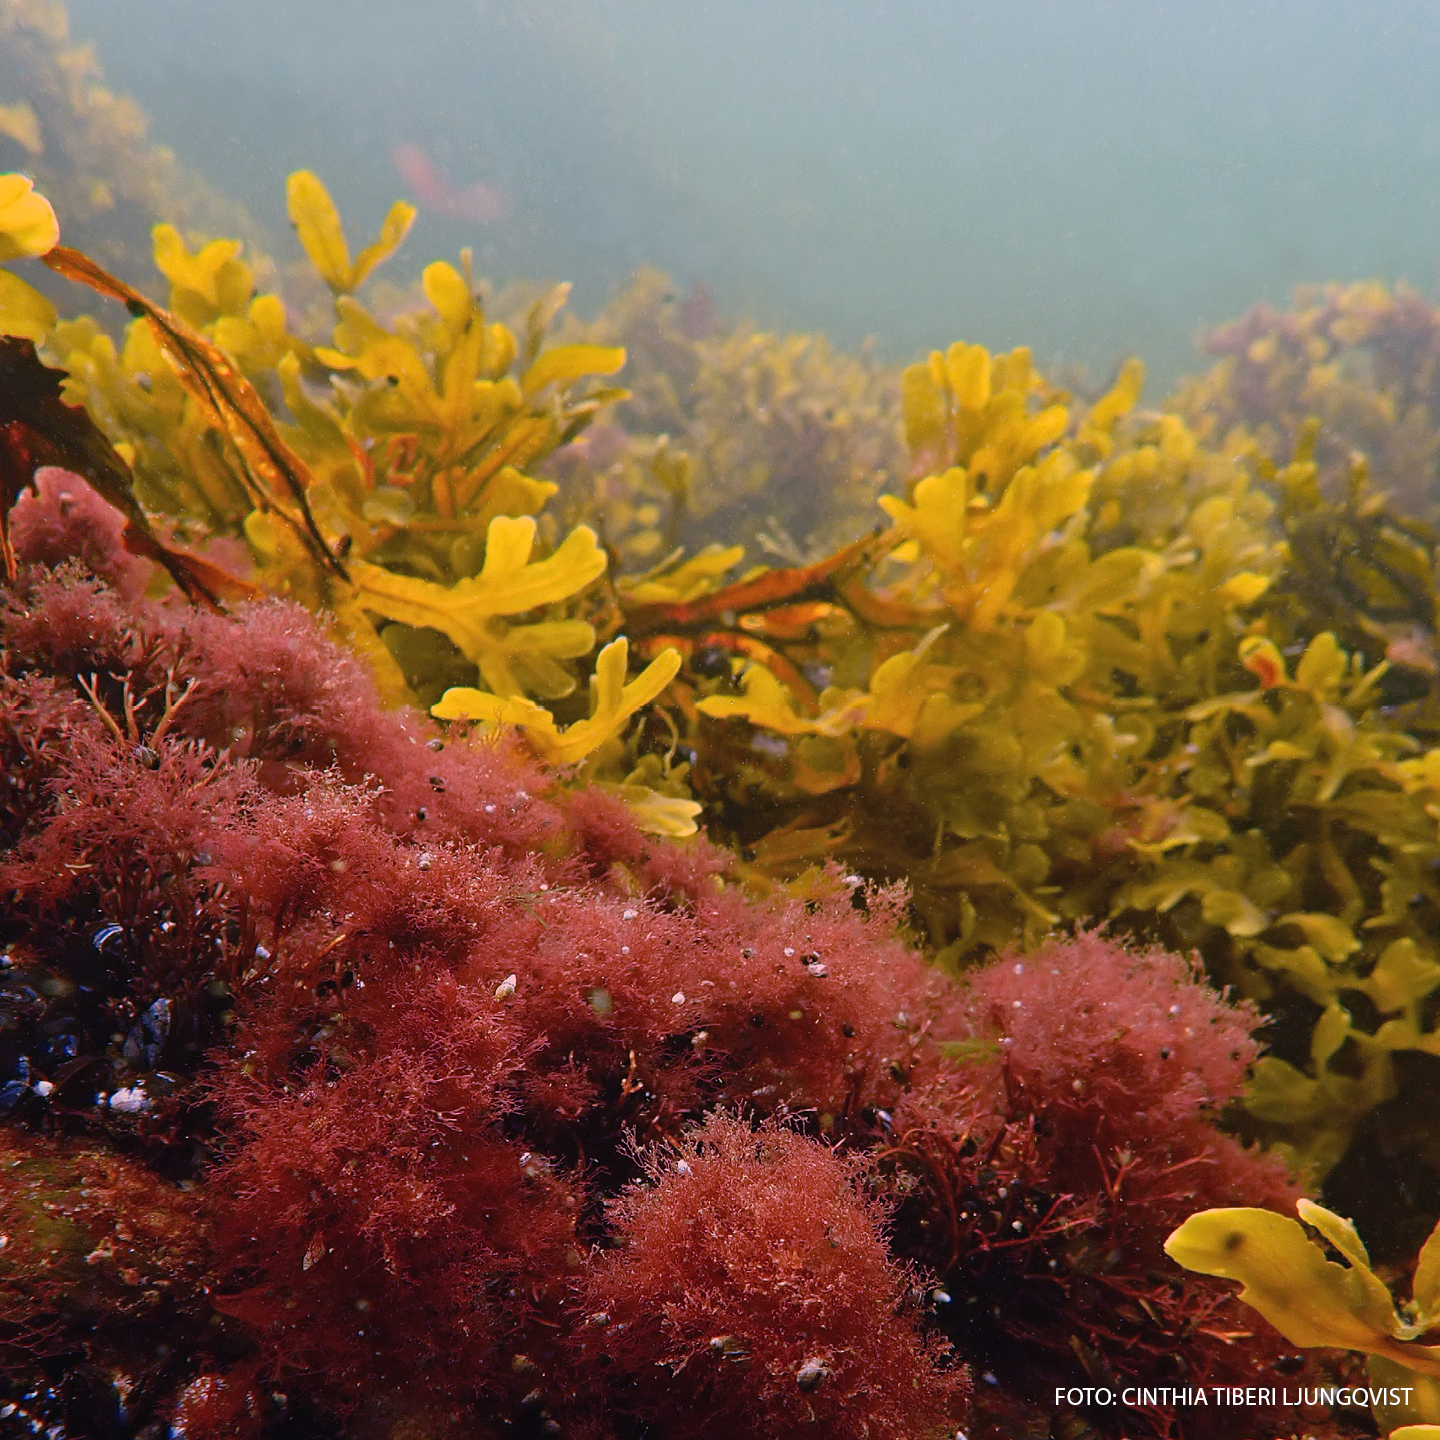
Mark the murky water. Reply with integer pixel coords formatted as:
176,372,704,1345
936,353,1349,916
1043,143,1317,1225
59,0,1440,389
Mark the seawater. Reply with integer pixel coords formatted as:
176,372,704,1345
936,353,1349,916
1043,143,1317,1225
61,0,1440,390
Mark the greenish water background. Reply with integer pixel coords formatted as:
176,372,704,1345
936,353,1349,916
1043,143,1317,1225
60,0,1440,390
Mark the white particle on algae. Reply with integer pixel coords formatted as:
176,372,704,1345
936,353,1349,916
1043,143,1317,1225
672,992,685,1005
494,974,517,999
622,908,638,920
676,1160,693,1177
107,1087,148,1114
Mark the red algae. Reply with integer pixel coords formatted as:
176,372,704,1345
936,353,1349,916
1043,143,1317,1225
0,483,1326,1438
577,1112,966,1440
885,935,1310,1438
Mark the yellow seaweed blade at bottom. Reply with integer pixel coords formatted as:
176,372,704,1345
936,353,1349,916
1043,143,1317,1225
1163,1206,1402,1355
1373,1354,1440,1435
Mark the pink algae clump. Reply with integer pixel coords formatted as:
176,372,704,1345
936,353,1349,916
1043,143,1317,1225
213,969,576,1407
8,465,152,600
887,935,1306,1434
579,1112,965,1440
956,927,1284,1198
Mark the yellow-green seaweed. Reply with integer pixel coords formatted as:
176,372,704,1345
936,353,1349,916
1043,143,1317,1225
1167,1200,1440,1436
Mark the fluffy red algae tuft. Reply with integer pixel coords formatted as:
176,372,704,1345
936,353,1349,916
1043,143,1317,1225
0,482,1318,1438
886,934,1307,1435
578,1111,966,1440
8,465,153,600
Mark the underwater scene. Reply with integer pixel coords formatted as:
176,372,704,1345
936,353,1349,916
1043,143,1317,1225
7,2,1440,1437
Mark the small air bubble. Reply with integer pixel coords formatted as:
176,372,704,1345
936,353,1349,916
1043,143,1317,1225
1013,962,1025,975
484,803,496,813
672,992,686,1005
621,945,630,955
